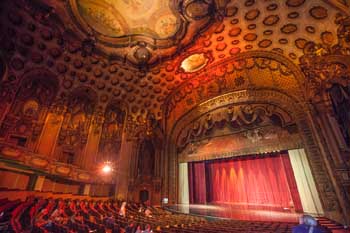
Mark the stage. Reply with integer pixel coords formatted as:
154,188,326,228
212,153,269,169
178,150,325,223
164,203,304,223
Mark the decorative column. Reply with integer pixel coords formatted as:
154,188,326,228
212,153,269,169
313,102,345,167
0,81,18,139
299,30,350,224
81,112,104,169
35,105,65,158
114,119,141,200
115,136,138,200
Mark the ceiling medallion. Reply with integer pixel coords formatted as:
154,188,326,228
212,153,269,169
180,53,210,73
68,0,219,67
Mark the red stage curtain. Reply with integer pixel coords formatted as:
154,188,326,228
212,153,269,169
280,153,303,212
188,161,207,204
205,153,302,211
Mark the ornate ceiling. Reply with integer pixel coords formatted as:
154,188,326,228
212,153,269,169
1,0,349,122
74,0,180,39
66,0,216,66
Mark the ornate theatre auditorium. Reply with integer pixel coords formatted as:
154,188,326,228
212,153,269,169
0,0,350,232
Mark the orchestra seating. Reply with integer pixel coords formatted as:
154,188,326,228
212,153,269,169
0,191,334,233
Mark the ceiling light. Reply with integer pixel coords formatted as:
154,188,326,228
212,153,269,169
181,53,208,73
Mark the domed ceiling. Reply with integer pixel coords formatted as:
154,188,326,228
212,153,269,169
1,0,350,122
67,0,217,66
74,0,180,39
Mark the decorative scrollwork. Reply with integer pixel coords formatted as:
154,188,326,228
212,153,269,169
0,69,58,145
57,87,97,164
65,0,221,66
300,14,350,102
177,103,294,151
98,102,126,162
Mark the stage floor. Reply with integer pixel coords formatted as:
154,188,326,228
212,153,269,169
164,203,302,223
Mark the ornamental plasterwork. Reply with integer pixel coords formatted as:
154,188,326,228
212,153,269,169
178,125,302,163
164,51,306,126
0,142,100,183
175,103,300,162
67,0,220,66
166,89,304,136
177,103,295,148
299,14,350,103
74,0,180,39
167,90,305,153
1,0,348,120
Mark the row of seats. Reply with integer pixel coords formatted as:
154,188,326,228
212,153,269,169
0,196,331,233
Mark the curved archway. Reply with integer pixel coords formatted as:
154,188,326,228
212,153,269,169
0,68,59,147
162,51,344,222
163,51,306,135
18,69,59,106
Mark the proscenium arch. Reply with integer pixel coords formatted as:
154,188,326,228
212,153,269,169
166,89,304,195
163,50,307,133
166,89,339,216
167,50,307,99
162,51,343,222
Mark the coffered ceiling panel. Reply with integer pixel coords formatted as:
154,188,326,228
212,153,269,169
0,0,348,122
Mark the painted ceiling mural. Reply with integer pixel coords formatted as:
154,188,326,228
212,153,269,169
0,0,349,122
75,0,179,39
68,0,215,65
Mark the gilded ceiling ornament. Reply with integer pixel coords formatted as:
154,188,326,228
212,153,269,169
288,12,299,19
299,14,350,103
267,3,278,11
263,15,279,26
67,0,221,66
258,39,272,48
286,0,305,7
180,53,210,73
309,6,328,19
245,9,260,21
228,27,242,37
280,24,298,34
